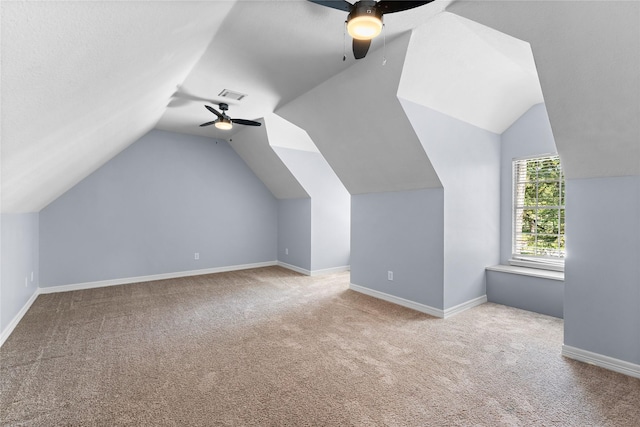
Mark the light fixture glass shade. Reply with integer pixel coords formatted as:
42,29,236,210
347,15,383,40
215,118,233,130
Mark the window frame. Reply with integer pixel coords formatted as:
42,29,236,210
510,153,565,272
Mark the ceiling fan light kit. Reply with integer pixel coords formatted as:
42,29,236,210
214,117,233,130
309,0,434,59
347,2,383,40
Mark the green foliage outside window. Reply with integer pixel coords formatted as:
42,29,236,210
514,156,565,259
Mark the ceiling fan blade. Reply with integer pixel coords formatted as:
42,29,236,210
231,118,262,127
377,0,434,14
205,105,223,119
172,89,213,104
307,0,352,12
353,38,371,60
199,121,217,127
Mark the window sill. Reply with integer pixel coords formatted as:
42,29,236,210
486,265,564,281
509,258,564,272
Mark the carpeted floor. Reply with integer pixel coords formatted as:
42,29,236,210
1,266,639,426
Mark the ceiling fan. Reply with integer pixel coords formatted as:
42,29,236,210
308,0,434,59
200,103,261,130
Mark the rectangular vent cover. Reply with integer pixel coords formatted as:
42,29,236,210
218,89,247,101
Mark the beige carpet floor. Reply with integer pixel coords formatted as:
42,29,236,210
1,266,639,426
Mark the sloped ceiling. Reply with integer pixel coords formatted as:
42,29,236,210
229,119,309,200
1,0,236,213
448,0,640,179
1,0,452,213
155,0,451,140
399,12,543,134
277,11,542,195
265,114,319,154
277,33,442,194
5,1,633,214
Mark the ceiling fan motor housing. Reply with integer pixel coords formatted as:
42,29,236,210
349,1,382,17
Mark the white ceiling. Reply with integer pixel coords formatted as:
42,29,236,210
3,1,635,213
276,11,541,195
399,12,543,134
1,0,453,212
277,33,442,194
228,119,309,200
155,0,452,140
1,0,236,212
448,0,640,179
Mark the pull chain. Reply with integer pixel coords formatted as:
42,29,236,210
343,21,347,61
382,24,387,66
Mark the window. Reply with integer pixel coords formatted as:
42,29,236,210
512,154,565,271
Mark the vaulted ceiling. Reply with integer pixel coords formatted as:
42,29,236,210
448,0,640,180
1,1,236,212
2,1,638,213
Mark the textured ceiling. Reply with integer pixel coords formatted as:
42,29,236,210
277,11,543,195
1,0,235,212
2,0,452,213
277,33,442,195
228,120,309,200
399,12,543,134
155,0,452,141
448,0,640,179
3,1,636,213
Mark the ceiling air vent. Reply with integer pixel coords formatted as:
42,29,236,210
218,89,247,101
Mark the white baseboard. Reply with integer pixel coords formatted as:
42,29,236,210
277,261,311,275
277,262,350,276
310,265,350,276
349,284,487,319
0,288,40,347
562,345,640,379
38,261,278,295
443,295,488,318
349,283,445,318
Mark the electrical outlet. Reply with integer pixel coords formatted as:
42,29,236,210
388,271,393,281
31,271,34,282
25,277,28,287
285,248,289,255
194,252,200,260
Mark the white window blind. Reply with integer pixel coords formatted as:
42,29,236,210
512,155,565,266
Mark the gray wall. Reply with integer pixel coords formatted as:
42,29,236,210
486,271,563,318
273,147,350,272
486,103,565,318
39,129,277,287
351,189,445,309
0,213,39,334
447,0,640,369
401,100,501,309
500,103,558,263
564,176,640,364
277,198,312,271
